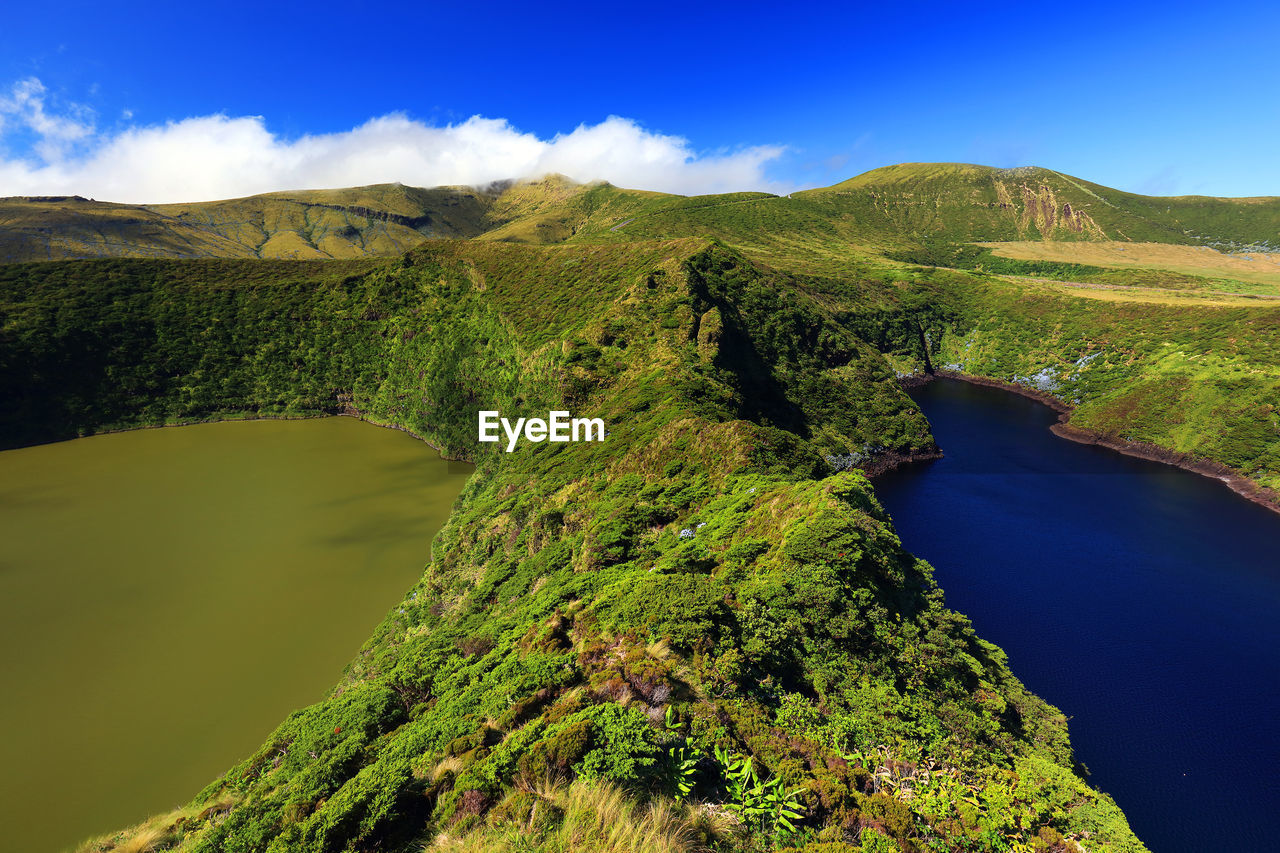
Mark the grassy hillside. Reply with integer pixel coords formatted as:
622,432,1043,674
149,184,495,258
0,197,257,262
774,259,1280,501
2,243,1146,853
0,185,496,262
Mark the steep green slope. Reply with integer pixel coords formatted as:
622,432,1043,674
1,243,1144,853
0,257,386,448
798,164,1109,243
930,277,1280,494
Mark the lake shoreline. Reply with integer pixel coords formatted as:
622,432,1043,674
34,410,473,466
909,370,1280,517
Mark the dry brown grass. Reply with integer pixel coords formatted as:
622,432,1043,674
431,779,732,853
1003,275,1280,307
74,809,183,853
646,638,674,660
980,240,1280,288
423,755,466,781
74,793,237,853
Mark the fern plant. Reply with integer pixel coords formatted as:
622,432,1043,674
663,706,702,801
713,745,805,839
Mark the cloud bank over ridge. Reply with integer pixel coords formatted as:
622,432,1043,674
0,78,787,203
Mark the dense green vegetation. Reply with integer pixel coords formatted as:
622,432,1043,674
0,258,380,447
3,240,1146,852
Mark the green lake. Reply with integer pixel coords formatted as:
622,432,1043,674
0,417,471,853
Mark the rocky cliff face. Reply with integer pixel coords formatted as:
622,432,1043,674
993,180,1107,239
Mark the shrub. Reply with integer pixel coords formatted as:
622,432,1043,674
859,827,900,853
595,574,730,652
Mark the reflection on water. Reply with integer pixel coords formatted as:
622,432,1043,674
0,418,470,853
875,379,1280,853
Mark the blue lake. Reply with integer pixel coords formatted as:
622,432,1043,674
874,378,1280,853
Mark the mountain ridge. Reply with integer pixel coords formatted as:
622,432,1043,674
5,163,1279,265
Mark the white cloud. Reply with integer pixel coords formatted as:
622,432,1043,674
0,78,788,203
0,78,95,162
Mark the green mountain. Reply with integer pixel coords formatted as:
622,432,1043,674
798,162,1280,247
4,163,1280,853
0,195,259,261
8,163,1278,268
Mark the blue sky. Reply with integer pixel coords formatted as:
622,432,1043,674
2,0,1277,201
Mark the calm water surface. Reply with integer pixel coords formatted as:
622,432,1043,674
0,418,470,853
875,379,1280,853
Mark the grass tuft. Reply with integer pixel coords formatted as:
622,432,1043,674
431,779,727,853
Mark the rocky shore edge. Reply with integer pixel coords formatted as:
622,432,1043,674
860,446,945,478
